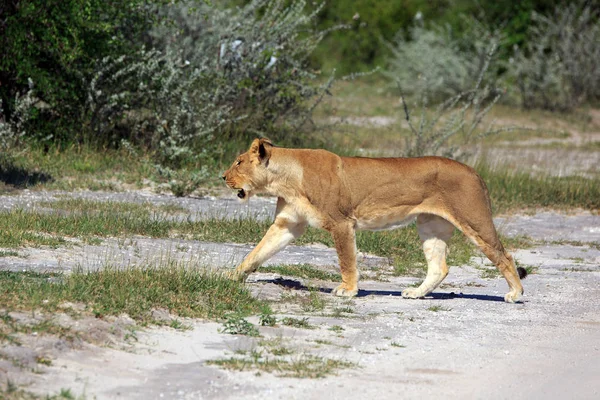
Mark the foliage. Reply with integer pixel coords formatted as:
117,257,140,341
1,0,335,173
0,267,265,322
281,317,315,329
84,49,228,167
309,0,450,73
0,83,37,148
506,1,600,111
393,40,512,159
220,313,260,336
258,308,277,327
309,0,564,73
385,17,501,101
147,0,339,144
0,0,164,143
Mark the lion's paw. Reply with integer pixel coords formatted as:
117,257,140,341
227,269,249,282
332,284,358,298
401,287,425,299
504,291,521,303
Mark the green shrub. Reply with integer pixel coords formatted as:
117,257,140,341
148,0,339,143
71,0,339,174
391,39,512,159
309,0,453,74
2,0,335,164
385,17,501,101
507,1,600,111
0,0,161,144
221,313,260,336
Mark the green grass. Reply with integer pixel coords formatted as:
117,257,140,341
0,385,80,400
0,266,265,325
40,198,187,215
207,352,354,378
0,200,476,277
0,144,227,195
297,223,475,277
0,145,153,192
330,306,354,317
0,250,20,257
427,305,451,312
281,317,315,330
479,267,501,279
478,164,600,212
302,289,328,313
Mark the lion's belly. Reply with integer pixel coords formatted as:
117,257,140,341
354,212,417,231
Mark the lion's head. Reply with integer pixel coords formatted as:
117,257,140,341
222,138,273,200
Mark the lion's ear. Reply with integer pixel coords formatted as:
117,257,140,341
250,138,273,165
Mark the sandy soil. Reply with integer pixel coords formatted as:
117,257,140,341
1,192,599,399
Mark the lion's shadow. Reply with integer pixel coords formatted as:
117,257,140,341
267,277,506,303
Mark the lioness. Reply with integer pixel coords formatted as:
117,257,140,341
223,138,526,303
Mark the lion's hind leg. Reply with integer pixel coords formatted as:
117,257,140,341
402,214,455,299
452,217,524,303
476,241,524,303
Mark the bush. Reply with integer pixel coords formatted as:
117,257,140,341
148,0,337,143
84,49,228,168
0,0,161,143
309,0,564,74
396,42,512,159
385,16,501,102
0,82,37,148
2,0,338,185
309,0,440,73
507,1,600,111
77,0,336,164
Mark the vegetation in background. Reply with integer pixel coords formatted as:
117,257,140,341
309,0,565,74
507,1,600,111
1,0,598,199
385,17,500,101
0,0,164,143
392,41,511,158
1,0,339,182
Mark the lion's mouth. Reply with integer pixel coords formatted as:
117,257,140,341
237,189,246,199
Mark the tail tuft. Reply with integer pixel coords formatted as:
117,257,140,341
517,266,528,279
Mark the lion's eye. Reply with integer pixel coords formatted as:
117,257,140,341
236,160,241,166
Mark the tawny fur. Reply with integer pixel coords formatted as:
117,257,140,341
223,138,525,303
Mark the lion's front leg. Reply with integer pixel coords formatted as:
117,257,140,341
230,217,307,281
330,223,359,297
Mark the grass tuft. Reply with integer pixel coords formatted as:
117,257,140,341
207,353,354,378
220,313,260,337
0,266,265,325
281,317,315,330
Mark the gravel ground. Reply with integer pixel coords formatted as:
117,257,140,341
1,191,599,400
